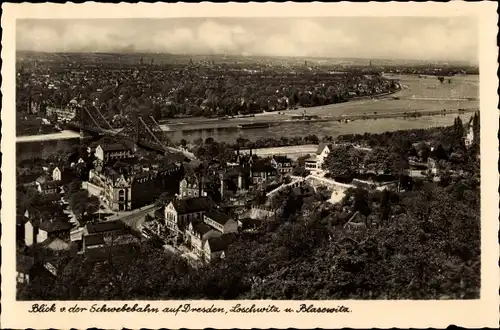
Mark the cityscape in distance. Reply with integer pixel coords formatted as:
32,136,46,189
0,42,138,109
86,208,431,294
15,16,480,301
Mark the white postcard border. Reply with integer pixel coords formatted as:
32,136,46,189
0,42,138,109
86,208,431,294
1,2,499,329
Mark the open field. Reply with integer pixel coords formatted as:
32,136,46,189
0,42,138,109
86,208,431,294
386,74,479,99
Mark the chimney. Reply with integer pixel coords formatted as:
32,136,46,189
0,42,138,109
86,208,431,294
220,175,225,200
198,175,203,197
238,172,244,190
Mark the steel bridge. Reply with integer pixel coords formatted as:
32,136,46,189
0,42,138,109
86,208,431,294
69,106,195,159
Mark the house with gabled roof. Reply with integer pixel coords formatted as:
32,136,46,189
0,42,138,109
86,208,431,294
464,115,478,149
36,180,62,195
70,219,129,241
316,143,332,171
72,220,138,254
82,234,106,253
304,154,318,171
178,175,207,200
85,220,129,236
17,254,35,285
40,237,71,251
37,217,74,242
238,217,262,232
93,159,182,212
164,196,215,235
343,211,367,233
52,165,77,184
24,212,73,247
95,143,134,163
271,155,293,175
203,211,238,234
250,160,277,185
204,233,237,261
185,221,221,257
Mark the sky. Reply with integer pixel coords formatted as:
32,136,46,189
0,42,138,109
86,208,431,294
17,17,478,62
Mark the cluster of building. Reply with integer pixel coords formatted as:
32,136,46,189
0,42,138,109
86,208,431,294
45,100,80,123
221,151,293,198
22,158,86,198
18,205,141,287
17,113,479,290
155,196,238,261
135,150,297,261
304,142,372,173
88,140,184,211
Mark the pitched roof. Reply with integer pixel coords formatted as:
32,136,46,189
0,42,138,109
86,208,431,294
36,174,51,184
193,222,213,236
220,232,237,244
251,161,275,173
84,234,106,247
272,155,292,163
39,181,61,190
154,208,165,220
39,217,74,233
207,236,230,253
204,211,230,226
27,207,67,226
316,143,331,155
84,243,139,260
17,254,35,273
172,196,214,215
31,204,65,217
86,220,127,234
304,154,317,161
226,166,250,178
42,237,71,251
99,143,130,152
344,211,367,229
239,217,262,228
38,193,63,204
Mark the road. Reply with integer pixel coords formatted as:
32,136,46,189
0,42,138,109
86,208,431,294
110,204,161,231
82,181,161,231
16,130,80,143
83,181,103,197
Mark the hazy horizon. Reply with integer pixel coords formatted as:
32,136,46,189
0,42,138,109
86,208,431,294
17,17,478,63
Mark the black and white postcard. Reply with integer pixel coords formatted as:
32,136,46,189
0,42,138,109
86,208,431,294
1,2,499,329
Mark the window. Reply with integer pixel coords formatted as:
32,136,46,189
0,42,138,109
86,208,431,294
118,189,125,202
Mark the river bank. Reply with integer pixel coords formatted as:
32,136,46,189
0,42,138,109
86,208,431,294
158,80,404,126
161,107,477,133
16,112,475,161
164,112,475,144
161,74,478,132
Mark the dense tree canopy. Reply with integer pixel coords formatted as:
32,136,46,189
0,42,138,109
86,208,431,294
68,189,100,223
20,168,480,300
322,145,367,180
